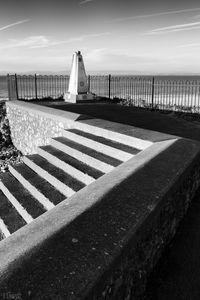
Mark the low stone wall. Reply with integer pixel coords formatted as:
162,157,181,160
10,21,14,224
0,138,200,299
6,101,81,154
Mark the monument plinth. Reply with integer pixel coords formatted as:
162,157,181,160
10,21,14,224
64,51,95,103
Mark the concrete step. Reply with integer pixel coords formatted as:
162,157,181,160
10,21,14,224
9,164,65,208
0,173,40,224
0,218,11,240
50,137,119,173
0,172,46,220
0,119,147,241
38,145,104,180
63,129,134,162
37,146,97,185
68,129,141,155
23,155,79,198
53,137,121,167
0,188,26,236
73,121,153,150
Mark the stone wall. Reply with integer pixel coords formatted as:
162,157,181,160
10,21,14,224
6,101,77,154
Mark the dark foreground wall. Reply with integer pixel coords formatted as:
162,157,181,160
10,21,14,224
0,136,200,299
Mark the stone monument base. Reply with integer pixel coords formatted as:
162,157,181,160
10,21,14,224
64,92,95,103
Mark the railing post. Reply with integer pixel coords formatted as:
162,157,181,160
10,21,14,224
14,73,19,100
7,74,11,101
88,75,90,92
151,76,155,109
108,74,111,99
35,74,38,100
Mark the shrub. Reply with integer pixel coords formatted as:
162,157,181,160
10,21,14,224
0,102,22,172
0,116,12,147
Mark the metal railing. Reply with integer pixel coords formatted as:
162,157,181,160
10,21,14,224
7,74,200,114
8,74,70,100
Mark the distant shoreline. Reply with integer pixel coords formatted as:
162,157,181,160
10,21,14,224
1,72,200,76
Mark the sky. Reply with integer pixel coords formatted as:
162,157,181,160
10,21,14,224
0,0,200,74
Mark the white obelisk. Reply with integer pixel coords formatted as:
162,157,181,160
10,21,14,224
64,51,95,102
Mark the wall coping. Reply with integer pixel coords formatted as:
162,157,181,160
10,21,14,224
6,101,175,143
6,100,81,125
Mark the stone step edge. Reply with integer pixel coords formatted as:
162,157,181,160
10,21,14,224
23,156,75,198
62,130,133,162
0,218,11,239
0,180,33,224
72,122,153,150
37,148,95,185
50,139,114,174
9,165,55,211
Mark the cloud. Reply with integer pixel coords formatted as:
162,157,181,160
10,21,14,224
0,36,49,49
193,14,200,19
79,0,93,5
85,48,108,62
1,47,199,74
178,43,200,48
0,32,111,50
0,19,30,32
83,49,200,74
108,7,200,23
64,32,110,43
146,22,200,35
85,49,165,67
34,32,110,47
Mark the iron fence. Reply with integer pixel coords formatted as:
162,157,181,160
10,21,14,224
7,74,200,114
8,74,70,100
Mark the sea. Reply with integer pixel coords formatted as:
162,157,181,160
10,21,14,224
0,76,8,100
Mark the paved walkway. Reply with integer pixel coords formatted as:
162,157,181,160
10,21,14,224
39,101,200,141
36,101,200,299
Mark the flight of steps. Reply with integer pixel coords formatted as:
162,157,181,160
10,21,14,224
0,124,152,241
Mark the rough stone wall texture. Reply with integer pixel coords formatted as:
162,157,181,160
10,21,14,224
6,104,73,155
83,157,200,300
